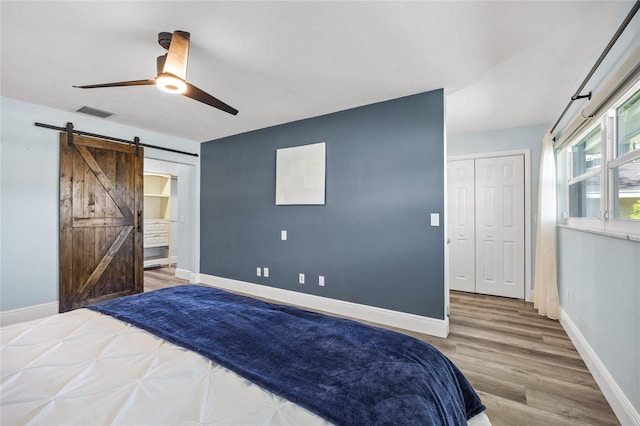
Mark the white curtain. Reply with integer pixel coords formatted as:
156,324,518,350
533,131,560,320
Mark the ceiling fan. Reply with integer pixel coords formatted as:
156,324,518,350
74,30,238,115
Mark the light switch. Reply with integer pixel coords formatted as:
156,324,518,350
281,230,287,240
263,267,269,278
319,276,325,286
256,267,262,277
430,213,440,226
299,273,305,284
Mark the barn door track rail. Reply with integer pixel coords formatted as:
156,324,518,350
34,122,199,157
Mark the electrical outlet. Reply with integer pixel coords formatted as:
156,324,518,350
256,267,261,277
281,230,287,240
263,267,269,278
299,273,305,284
319,275,325,286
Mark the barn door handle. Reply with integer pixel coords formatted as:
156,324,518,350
137,211,142,232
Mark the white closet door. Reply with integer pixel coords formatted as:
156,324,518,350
475,155,525,298
448,160,476,292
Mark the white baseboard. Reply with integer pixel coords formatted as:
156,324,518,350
175,268,191,280
560,308,639,426
0,301,59,327
198,274,449,338
175,268,199,283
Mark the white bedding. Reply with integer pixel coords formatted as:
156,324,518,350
1,309,490,425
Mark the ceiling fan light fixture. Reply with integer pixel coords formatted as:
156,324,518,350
156,73,187,94
73,30,237,115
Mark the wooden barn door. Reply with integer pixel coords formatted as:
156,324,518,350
59,133,143,312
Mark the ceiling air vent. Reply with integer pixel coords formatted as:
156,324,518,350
76,106,114,119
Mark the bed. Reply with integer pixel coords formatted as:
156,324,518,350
1,285,490,425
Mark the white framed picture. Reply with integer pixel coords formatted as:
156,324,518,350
275,142,326,205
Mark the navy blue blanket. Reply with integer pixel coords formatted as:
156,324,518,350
89,285,485,425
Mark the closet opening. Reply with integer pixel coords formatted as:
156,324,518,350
142,158,197,283
143,172,176,269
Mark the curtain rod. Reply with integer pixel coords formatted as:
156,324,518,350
550,0,640,136
34,122,199,157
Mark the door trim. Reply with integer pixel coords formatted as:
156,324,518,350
447,149,532,301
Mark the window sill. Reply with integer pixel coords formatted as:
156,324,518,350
558,223,640,242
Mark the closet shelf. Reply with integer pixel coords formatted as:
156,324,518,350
143,173,171,264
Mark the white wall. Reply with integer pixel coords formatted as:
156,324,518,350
0,96,200,312
177,164,196,274
557,227,640,421
556,135,640,423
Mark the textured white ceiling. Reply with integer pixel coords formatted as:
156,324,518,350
0,1,634,142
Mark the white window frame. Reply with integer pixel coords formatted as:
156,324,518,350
605,81,640,237
566,121,604,231
565,80,640,240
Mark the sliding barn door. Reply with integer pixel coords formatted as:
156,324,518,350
59,133,143,312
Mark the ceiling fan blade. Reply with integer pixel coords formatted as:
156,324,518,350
183,82,238,115
162,31,190,80
73,79,156,89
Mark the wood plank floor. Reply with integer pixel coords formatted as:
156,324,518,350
143,266,191,291
144,268,619,425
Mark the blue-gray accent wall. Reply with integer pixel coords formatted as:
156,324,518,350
200,90,445,319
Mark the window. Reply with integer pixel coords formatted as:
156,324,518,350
569,174,601,218
568,126,602,219
571,126,602,178
564,82,640,238
613,90,640,221
616,89,640,157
